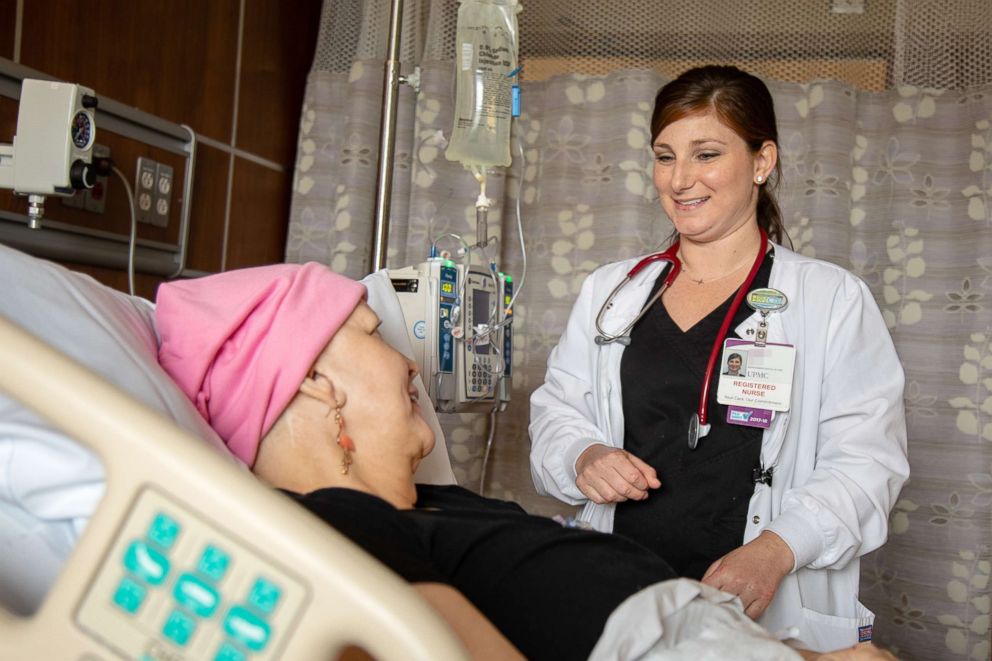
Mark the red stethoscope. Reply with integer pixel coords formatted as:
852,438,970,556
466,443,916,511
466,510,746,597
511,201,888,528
594,228,769,449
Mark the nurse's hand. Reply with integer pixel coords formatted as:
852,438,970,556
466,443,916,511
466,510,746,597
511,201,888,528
701,531,794,620
574,444,661,504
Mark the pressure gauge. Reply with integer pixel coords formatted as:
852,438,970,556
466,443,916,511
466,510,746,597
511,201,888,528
71,110,94,150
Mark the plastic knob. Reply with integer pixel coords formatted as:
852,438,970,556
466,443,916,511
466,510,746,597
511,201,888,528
70,160,96,189
82,94,98,109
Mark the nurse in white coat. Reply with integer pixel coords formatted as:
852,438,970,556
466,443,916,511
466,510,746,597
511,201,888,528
529,66,909,652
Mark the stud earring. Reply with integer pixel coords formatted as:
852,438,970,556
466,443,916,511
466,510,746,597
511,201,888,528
755,175,764,184
334,406,355,475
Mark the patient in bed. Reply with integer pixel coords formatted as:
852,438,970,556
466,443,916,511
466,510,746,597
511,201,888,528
154,263,895,661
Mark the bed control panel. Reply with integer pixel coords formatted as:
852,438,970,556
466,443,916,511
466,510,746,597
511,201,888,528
76,488,308,661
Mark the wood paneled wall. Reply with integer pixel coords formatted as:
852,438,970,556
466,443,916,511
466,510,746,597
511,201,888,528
0,0,322,297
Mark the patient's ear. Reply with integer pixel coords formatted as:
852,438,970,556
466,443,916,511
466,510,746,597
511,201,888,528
299,371,346,410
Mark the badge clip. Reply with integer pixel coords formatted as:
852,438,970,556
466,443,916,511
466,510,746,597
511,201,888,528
746,288,788,348
752,465,774,486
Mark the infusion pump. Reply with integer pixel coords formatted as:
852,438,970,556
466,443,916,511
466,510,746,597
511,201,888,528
389,260,512,413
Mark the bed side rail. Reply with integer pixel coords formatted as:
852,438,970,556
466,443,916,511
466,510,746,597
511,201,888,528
0,314,468,661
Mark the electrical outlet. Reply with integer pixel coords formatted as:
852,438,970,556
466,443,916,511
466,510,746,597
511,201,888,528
84,144,110,213
153,162,173,228
135,157,157,225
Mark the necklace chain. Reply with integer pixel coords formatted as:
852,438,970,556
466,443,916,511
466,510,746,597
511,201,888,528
679,258,751,285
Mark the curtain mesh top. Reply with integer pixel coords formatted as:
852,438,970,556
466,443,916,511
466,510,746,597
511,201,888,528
312,0,992,90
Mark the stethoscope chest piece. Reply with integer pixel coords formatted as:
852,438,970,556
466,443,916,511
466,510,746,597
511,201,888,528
687,413,711,450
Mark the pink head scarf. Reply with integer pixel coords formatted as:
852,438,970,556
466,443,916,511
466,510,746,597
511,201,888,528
155,263,366,466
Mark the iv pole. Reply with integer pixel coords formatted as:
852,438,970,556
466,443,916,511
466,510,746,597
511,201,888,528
371,0,405,273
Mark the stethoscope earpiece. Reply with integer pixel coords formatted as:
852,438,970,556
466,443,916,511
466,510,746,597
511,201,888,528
594,250,682,346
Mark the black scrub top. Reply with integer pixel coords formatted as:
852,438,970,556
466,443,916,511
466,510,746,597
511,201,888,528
614,253,773,579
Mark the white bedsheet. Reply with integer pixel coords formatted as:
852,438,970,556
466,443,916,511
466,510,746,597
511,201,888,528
591,578,802,661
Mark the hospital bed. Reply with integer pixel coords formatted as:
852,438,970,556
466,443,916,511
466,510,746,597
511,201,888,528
0,243,467,660
0,245,858,661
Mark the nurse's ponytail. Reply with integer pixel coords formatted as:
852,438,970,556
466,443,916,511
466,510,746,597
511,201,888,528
756,165,786,246
651,65,789,247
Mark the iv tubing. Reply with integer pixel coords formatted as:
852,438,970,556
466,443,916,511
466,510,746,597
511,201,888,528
474,167,490,247
478,404,499,495
492,124,527,331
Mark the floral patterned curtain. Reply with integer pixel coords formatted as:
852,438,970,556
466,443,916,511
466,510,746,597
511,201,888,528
287,21,992,661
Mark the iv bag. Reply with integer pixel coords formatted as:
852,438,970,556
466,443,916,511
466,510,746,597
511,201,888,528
445,0,521,169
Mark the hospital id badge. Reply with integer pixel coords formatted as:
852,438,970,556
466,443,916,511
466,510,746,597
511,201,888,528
716,338,796,412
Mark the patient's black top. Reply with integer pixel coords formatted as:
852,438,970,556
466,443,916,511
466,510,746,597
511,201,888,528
285,484,677,660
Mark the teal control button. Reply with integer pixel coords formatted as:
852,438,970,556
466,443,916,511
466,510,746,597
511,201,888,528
198,544,230,581
173,573,221,618
214,642,247,661
123,540,170,585
148,512,181,550
247,577,281,614
224,605,271,652
163,609,196,647
112,576,146,614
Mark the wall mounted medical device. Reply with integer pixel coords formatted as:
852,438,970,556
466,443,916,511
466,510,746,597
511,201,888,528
0,61,198,279
389,260,512,413
0,79,98,229
0,314,468,660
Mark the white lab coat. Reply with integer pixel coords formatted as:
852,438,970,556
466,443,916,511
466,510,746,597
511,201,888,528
529,243,909,652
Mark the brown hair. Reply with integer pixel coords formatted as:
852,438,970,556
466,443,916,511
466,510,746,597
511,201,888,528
651,65,787,245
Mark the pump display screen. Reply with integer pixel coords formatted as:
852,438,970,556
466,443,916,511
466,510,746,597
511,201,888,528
472,288,490,354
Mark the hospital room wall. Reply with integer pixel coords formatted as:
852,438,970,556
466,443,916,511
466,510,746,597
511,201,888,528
0,0,322,298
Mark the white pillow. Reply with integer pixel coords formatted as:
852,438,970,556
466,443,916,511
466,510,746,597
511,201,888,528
0,244,234,615
361,270,455,486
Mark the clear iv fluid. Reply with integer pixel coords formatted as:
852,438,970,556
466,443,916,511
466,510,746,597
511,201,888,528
445,0,521,169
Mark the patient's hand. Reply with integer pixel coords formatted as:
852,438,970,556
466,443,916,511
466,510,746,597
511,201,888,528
701,530,794,620
575,444,661,504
